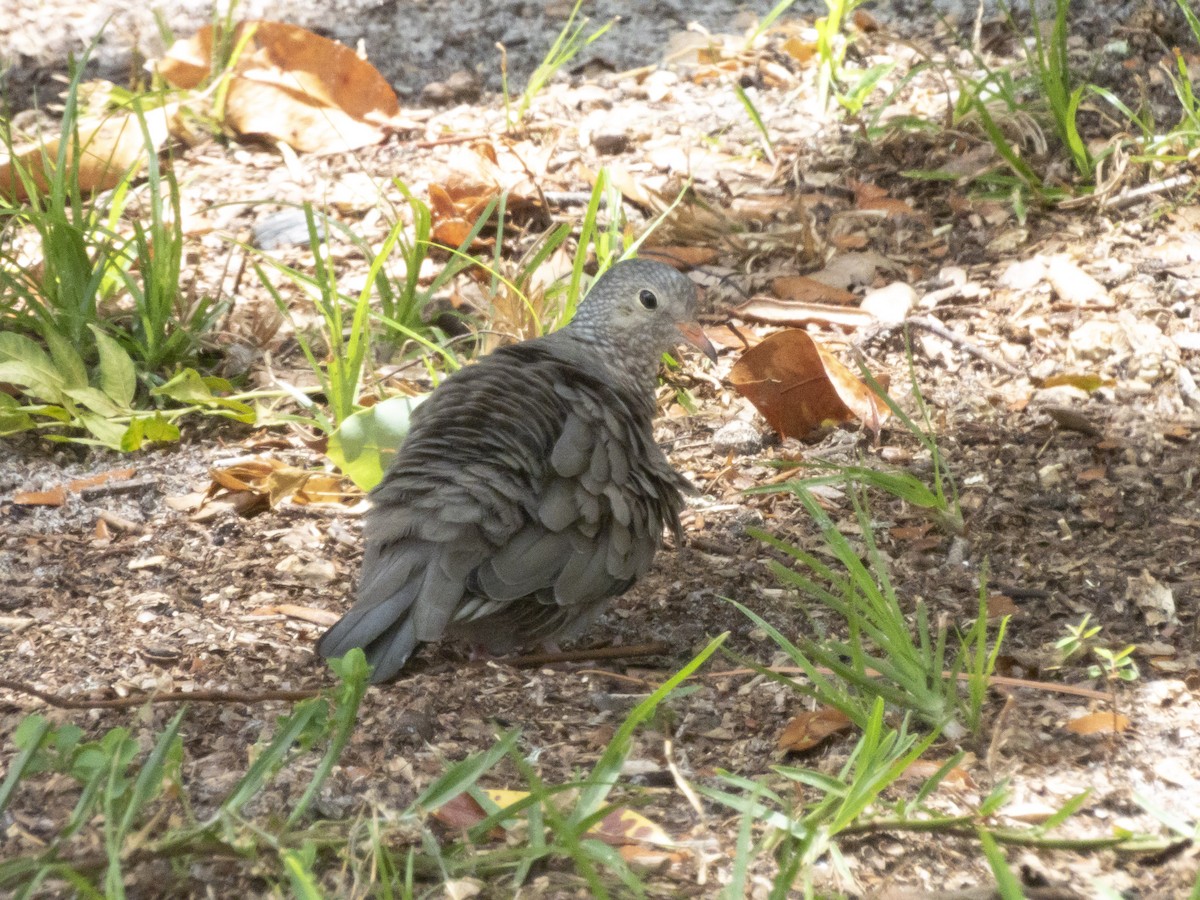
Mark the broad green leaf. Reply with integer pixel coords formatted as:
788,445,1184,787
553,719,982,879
23,403,73,424
77,411,127,449
141,414,179,443
41,327,88,389
63,386,125,419
88,325,137,408
151,369,255,422
151,368,215,404
0,333,66,402
120,414,179,451
326,394,426,490
0,395,35,435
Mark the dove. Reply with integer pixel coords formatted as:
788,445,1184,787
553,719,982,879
317,258,716,681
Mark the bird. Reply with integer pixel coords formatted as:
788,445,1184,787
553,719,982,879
317,258,717,682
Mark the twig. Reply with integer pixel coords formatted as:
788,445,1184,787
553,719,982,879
96,510,148,534
1101,173,1193,210
498,642,671,668
704,666,1110,700
906,315,1024,377
664,736,705,819
0,678,321,710
79,476,158,501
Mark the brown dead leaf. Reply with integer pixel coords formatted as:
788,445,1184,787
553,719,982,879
1065,711,1130,735
986,593,1020,619
1,105,177,200
729,330,890,439
158,21,400,154
67,468,138,492
771,276,857,306
639,246,720,268
900,756,977,788
889,522,932,541
12,467,139,506
781,36,817,66
432,793,502,835
777,707,853,753
203,457,351,514
433,789,679,852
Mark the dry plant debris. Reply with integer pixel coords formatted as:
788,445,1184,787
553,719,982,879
3,1,1200,896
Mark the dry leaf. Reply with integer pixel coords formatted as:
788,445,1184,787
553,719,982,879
1126,569,1178,627
771,275,857,306
433,788,679,852
1,105,177,200
1045,256,1114,308
158,21,400,153
729,330,890,439
1065,711,1130,735
640,246,720,268
900,756,976,787
986,593,1020,619
777,707,853,753
737,296,875,329
67,468,137,492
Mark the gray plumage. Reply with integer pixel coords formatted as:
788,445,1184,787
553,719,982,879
317,259,714,682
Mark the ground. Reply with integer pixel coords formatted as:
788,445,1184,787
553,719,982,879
2,0,1200,897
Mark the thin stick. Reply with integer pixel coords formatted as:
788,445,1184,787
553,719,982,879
0,678,320,710
907,315,1024,377
500,641,670,668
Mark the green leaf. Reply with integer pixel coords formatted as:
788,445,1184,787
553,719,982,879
118,414,179,452
41,327,89,389
151,369,255,422
0,395,35,435
141,414,179,443
63,386,125,419
89,325,137,408
151,368,216,404
326,394,426,490
0,333,67,403
77,411,127,449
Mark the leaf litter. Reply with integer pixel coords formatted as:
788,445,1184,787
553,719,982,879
2,1,1200,896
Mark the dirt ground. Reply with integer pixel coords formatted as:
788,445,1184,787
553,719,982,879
3,0,1200,897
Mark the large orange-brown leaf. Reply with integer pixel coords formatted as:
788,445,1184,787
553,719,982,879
729,330,890,439
158,21,400,153
0,105,177,200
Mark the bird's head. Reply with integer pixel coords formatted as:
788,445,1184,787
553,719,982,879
565,259,717,392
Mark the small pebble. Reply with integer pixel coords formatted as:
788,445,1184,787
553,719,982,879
712,419,763,455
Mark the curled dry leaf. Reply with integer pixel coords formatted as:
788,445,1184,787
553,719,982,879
204,457,356,515
1,105,177,200
729,330,890,440
777,706,853,753
433,788,679,851
157,21,401,154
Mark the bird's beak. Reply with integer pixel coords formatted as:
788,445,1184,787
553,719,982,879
676,321,719,364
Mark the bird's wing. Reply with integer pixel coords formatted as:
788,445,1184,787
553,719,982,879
318,341,684,679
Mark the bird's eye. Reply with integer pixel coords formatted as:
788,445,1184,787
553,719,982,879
639,289,658,310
